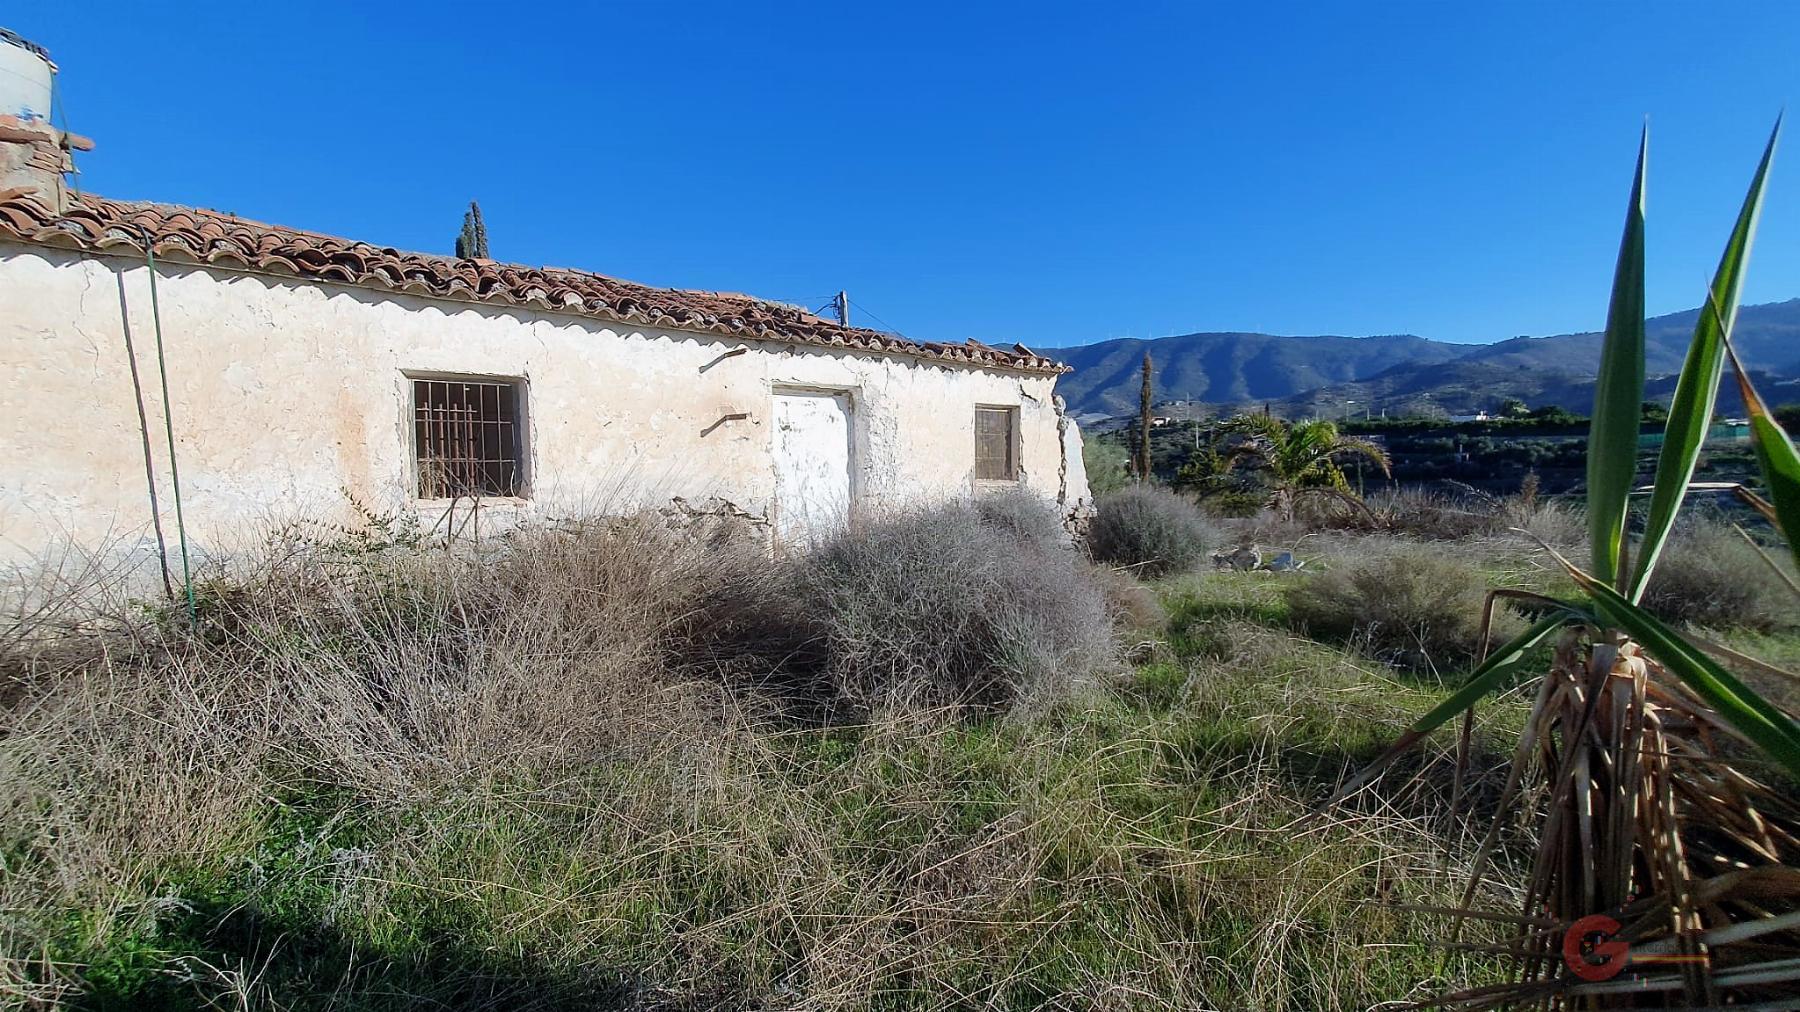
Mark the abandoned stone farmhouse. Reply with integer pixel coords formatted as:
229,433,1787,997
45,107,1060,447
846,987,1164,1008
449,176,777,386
0,34,1089,575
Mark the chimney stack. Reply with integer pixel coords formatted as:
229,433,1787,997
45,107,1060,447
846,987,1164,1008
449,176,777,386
0,28,91,212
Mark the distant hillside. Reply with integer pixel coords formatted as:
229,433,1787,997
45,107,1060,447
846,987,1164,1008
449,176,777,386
1053,299,1800,418
1052,332,1466,417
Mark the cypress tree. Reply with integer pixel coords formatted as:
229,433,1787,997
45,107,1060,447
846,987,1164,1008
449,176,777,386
455,201,489,259
1139,351,1154,483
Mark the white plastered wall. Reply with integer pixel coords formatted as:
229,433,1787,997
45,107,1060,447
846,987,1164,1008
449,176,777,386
0,244,1090,573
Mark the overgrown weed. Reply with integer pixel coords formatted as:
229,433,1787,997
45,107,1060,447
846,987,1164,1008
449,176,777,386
0,502,1518,1009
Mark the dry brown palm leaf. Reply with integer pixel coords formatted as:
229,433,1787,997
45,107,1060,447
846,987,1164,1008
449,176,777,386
1410,627,1800,1010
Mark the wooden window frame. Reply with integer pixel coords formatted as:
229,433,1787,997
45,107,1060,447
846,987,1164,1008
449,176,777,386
973,404,1020,483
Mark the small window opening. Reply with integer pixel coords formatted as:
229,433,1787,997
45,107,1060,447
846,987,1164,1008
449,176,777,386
974,406,1018,481
412,378,523,498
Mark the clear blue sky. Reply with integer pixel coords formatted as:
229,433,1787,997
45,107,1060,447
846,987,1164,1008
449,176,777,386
14,2,1799,346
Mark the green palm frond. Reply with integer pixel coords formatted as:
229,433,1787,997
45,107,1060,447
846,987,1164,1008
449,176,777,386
1329,436,1392,477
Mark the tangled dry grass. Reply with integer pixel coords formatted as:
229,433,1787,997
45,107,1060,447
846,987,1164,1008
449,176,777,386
0,495,1521,1010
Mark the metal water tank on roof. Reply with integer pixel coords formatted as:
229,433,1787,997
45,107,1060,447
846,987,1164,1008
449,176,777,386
0,28,54,123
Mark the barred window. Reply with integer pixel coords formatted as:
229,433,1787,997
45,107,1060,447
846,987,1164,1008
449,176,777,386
412,378,523,498
974,406,1018,481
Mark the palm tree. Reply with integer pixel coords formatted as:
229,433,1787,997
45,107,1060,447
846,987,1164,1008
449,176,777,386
1221,414,1389,519
1171,444,1234,498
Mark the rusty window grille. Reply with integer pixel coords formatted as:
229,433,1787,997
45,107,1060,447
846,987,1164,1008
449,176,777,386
412,378,523,498
974,406,1018,481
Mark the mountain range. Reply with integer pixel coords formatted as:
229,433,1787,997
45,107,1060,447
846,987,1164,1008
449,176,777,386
1051,298,1800,420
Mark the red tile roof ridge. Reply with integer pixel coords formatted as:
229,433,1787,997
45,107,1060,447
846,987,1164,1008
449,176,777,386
0,192,1068,376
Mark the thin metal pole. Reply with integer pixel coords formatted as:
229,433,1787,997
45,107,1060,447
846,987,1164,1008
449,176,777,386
145,248,197,622
117,283,176,599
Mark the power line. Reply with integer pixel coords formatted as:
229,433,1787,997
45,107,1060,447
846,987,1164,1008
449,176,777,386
770,290,910,340
762,295,834,309
848,298,905,338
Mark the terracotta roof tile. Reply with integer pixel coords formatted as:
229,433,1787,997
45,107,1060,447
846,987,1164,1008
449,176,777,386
0,194,1067,375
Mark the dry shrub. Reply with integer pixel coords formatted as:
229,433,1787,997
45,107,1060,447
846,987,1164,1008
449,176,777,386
1640,520,1796,633
667,529,831,710
1087,485,1221,578
1509,495,1584,549
1362,487,1497,540
971,484,1072,546
1311,484,1585,547
2,516,749,810
668,492,1116,720
1218,476,1590,559
799,495,1116,718
1284,542,1519,674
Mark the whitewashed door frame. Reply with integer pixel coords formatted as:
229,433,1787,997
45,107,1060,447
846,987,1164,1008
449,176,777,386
769,386,858,551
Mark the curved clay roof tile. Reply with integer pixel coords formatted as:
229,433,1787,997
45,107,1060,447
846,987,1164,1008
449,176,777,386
0,193,1067,375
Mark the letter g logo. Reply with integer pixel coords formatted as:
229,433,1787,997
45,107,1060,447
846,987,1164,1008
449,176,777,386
1563,913,1630,982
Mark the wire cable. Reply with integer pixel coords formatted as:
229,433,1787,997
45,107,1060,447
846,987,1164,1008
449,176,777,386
847,298,906,338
